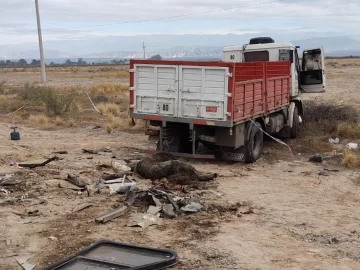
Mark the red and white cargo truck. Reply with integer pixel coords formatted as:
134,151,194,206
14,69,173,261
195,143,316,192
129,37,325,162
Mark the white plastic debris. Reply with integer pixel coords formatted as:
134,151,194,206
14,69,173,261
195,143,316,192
346,143,358,150
329,138,340,144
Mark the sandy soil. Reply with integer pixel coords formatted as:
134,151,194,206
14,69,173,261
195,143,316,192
1,61,360,270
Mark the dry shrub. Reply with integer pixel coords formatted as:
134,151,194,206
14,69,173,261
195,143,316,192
105,123,112,134
55,117,63,126
96,103,120,116
337,123,360,139
68,119,75,127
302,100,359,135
9,114,22,123
89,84,128,95
18,83,79,116
342,150,359,168
102,71,129,79
29,114,49,128
0,95,6,103
0,81,6,94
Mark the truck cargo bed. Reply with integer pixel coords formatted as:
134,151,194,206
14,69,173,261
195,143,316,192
129,60,290,127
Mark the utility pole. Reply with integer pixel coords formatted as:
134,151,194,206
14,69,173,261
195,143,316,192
35,0,46,82
142,42,146,59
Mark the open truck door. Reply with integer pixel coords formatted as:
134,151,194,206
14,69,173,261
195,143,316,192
300,47,325,93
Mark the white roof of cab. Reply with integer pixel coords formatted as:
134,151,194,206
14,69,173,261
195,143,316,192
223,42,295,52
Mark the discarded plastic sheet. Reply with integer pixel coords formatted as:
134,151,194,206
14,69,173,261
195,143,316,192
108,176,136,195
181,202,203,213
346,143,358,150
329,138,340,144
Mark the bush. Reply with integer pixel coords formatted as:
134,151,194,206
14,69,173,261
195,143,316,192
302,100,359,134
18,83,79,116
0,81,6,94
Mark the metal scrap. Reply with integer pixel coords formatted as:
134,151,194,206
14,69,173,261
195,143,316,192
95,205,128,223
15,255,35,270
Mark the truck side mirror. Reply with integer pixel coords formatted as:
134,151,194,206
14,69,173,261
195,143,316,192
296,46,300,49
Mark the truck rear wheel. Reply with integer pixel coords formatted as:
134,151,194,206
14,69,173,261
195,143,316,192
290,106,300,138
245,122,263,163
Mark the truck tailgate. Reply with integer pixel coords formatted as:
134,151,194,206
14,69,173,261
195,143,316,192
131,61,230,122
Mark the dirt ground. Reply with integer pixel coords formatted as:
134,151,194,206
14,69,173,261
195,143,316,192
1,60,360,270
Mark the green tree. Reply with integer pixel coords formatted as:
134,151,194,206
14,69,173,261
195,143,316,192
18,59,28,66
149,54,162,60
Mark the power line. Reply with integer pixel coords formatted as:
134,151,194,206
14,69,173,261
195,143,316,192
3,0,283,41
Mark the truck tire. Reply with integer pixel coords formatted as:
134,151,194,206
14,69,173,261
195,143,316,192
290,106,300,138
245,122,263,163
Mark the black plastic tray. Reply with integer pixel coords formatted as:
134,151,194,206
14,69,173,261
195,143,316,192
43,240,177,270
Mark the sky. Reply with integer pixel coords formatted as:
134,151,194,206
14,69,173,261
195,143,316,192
0,0,360,45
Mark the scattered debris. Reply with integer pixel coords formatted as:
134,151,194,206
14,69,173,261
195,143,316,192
102,172,129,180
162,204,176,219
135,153,217,185
95,205,129,223
318,170,330,177
127,213,162,228
112,160,131,173
18,156,59,169
0,197,16,205
346,143,358,150
309,154,323,163
65,174,86,188
15,255,35,270
329,137,340,144
108,176,136,195
72,203,93,212
181,202,204,213
48,236,58,241
241,208,255,215
147,205,161,215
52,151,68,154
82,148,112,155
124,189,136,206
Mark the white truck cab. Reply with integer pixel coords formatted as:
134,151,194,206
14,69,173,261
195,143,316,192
222,37,326,95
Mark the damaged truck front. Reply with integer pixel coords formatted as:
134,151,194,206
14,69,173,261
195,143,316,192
129,37,326,163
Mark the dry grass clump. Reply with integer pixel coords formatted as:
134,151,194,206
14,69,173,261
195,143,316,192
102,71,129,79
342,150,360,168
97,103,120,116
0,81,6,94
29,114,49,128
302,100,358,135
68,119,75,127
0,95,6,103
89,84,128,96
337,123,360,139
18,83,80,116
55,117,63,126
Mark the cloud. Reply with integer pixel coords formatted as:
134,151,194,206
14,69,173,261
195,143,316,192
1,0,360,45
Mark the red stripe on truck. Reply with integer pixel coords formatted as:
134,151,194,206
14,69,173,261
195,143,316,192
194,120,208,126
144,115,163,121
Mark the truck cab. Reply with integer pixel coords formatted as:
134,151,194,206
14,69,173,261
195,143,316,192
222,37,326,95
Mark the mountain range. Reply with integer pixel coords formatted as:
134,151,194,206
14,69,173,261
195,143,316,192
1,33,360,60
